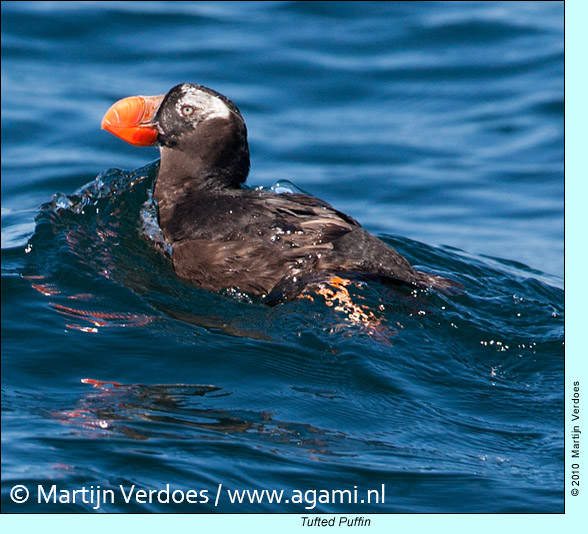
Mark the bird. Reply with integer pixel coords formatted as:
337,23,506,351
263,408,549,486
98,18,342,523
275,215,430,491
101,83,460,304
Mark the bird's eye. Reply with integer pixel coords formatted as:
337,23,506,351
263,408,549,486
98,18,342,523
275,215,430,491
181,105,195,117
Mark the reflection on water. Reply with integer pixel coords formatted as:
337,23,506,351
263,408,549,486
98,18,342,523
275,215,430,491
57,379,339,454
2,0,563,513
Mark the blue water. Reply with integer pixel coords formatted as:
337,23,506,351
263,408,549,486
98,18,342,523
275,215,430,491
1,1,563,513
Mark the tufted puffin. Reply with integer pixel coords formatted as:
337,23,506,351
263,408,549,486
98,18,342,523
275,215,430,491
101,83,460,304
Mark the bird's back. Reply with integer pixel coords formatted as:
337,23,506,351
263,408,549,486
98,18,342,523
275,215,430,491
164,189,459,301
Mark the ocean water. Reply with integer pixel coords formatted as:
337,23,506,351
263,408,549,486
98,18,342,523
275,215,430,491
1,1,563,513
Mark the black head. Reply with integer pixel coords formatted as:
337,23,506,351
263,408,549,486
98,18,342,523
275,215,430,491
155,83,250,188
154,84,243,144
102,83,250,189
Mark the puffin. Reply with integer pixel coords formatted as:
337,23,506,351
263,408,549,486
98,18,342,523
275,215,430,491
101,83,460,304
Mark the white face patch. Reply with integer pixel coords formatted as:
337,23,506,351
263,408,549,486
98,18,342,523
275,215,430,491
176,84,231,121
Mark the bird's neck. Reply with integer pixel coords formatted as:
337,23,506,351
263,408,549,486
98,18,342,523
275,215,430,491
154,146,247,239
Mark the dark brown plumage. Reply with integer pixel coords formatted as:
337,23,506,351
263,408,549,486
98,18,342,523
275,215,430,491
102,83,461,303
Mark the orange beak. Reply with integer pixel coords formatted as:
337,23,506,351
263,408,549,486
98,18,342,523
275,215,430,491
101,94,165,146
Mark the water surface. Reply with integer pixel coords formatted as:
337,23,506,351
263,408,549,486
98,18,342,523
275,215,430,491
1,1,564,513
